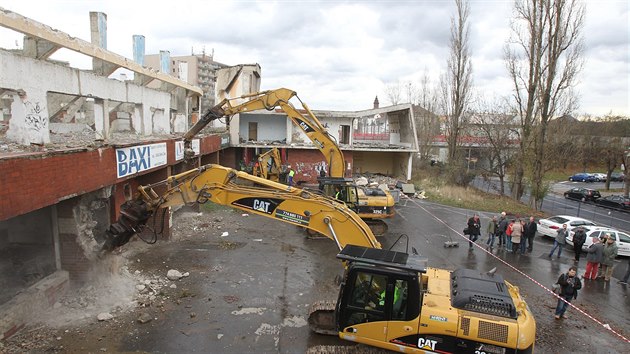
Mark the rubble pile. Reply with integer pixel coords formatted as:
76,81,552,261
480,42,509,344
353,173,400,188
0,130,182,155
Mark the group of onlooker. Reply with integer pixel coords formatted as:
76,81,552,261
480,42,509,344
578,229,619,282
478,212,537,255
553,236,626,320
464,212,630,321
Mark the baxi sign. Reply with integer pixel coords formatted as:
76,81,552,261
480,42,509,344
116,142,167,178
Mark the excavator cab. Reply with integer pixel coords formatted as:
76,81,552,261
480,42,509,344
318,177,359,207
318,177,391,236
328,245,425,347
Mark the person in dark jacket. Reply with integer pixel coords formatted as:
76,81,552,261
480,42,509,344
467,214,481,249
572,226,587,262
497,212,508,248
524,216,537,253
554,266,582,319
486,215,498,248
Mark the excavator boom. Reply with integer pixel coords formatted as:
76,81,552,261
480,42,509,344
253,147,283,181
103,164,380,252
184,88,345,177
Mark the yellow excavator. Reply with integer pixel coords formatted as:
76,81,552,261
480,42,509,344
182,88,394,236
103,164,536,353
252,147,283,182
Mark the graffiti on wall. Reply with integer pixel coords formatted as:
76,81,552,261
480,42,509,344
293,161,329,182
18,90,47,132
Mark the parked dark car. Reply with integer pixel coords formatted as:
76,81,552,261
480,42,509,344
568,173,595,182
610,172,625,182
563,187,601,202
595,195,630,211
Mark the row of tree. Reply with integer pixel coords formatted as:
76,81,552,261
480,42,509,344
385,0,629,209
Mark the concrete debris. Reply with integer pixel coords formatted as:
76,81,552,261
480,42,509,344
352,173,401,189
221,232,229,237
170,284,177,289
217,334,224,340
282,315,307,327
167,269,184,280
137,312,153,324
355,176,368,186
231,307,266,315
136,284,146,292
0,130,183,155
96,313,113,321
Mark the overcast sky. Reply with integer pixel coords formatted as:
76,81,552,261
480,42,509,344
0,0,628,116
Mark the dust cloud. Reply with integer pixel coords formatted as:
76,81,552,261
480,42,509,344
36,255,136,327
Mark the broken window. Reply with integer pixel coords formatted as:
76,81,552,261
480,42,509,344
248,121,258,141
340,125,350,144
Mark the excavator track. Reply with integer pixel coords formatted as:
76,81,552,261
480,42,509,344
308,300,337,335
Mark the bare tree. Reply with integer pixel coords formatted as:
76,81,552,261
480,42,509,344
441,0,473,165
505,0,584,209
415,70,441,160
470,97,519,195
384,81,403,105
418,69,439,111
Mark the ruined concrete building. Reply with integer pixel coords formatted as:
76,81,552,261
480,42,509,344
0,7,418,340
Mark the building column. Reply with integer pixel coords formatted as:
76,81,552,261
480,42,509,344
406,152,413,181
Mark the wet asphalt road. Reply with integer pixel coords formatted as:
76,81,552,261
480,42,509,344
108,198,630,354
473,177,630,231
391,196,629,353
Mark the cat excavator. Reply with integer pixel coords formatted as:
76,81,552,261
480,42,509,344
182,88,394,236
252,147,283,182
103,163,536,353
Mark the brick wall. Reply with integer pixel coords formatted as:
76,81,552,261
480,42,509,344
285,149,353,183
0,149,117,222
0,135,223,222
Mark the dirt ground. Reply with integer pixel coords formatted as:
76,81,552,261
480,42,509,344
1,204,629,353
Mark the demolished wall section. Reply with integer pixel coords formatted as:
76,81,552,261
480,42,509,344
0,50,172,145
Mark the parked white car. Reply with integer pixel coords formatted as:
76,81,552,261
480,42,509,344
537,215,597,238
592,173,607,182
566,226,630,257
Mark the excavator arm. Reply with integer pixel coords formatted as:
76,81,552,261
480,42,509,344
102,164,380,252
184,88,345,177
253,147,283,181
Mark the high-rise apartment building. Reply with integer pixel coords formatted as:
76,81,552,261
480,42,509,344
145,51,227,110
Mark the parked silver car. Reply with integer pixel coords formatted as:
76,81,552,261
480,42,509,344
566,226,630,257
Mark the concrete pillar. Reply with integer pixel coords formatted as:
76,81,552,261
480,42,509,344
90,12,116,76
159,50,171,73
132,35,145,66
90,12,107,50
6,89,51,145
93,99,110,139
406,152,413,181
